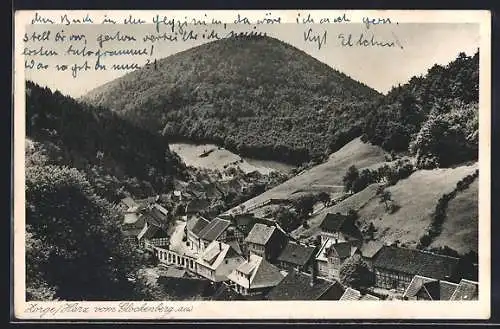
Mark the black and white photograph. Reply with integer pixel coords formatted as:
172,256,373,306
13,10,491,319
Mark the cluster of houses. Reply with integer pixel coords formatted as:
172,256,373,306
119,196,479,301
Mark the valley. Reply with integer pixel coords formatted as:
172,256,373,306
24,35,480,302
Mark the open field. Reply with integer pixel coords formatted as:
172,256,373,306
224,138,387,214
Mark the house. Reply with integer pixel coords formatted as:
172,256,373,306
195,240,245,282
266,270,345,301
373,246,460,292
186,216,210,253
403,275,458,300
136,203,171,250
450,279,479,300
225,214,275,240
359,241,384,270
121,208,146,246
137,221,169,251
197,217,232,249
316,239,358,279
318,212,362,246
276,241,317,273
339,287,362,301
154,221,199,273
244,223,288,262
227,254,285,296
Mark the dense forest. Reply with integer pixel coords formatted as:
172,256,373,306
362,51,479,168
25,82,189,300
26,81,187,202
82,36,380,165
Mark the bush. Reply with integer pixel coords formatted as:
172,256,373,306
339,254,374,289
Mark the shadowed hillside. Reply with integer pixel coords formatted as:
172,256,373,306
82,35,381,165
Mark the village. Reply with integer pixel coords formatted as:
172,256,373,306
119,181,479,302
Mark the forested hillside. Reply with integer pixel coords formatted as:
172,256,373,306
27,81,187,202
82,35,380,165
25,81,188,300
362,51,479,168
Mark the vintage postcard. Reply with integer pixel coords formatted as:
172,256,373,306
13,9,491,320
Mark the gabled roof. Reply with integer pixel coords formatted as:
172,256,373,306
137,223,156,241
319,213,351,233
137,222,167,241
196,240,243,270
227,240,243,255
339,288,362,301
228,254,285,289
360,241,384,259
328,242,357,259
421,280,458,301
244,223,276,245
403,275,436,299
373,246,460,281
277,241,316,267
450,279,479,300
266,271,344,300
147,204,169,226
198,217,232,242
187,216,210,236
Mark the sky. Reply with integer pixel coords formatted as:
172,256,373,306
22,21,480,97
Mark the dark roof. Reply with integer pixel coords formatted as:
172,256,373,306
373,246,460,280
421,280,458,300
198,217,231,242
229,214,275,235
360,241,384,259
211,284,246,301
266,271,344,300
187,216,210,236
142,204,169,228
450,279,478,300
250,257,285,289
227,240,243,255
244,223,276,245
319,213,350,232
277,242,316,267
328,242,355,259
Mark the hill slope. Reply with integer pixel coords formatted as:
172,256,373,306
291,162,478,253
224,137,387,214
26,81,186,201
82,36,380,165
430,179,478,254
362,51,479,168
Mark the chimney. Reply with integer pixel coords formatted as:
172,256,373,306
219,241,222,251
309,260,318,287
